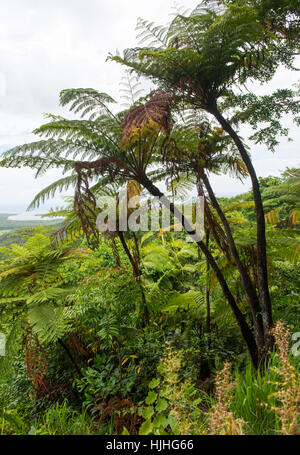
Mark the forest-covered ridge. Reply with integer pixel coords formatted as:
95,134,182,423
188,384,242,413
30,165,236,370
0,213,61,231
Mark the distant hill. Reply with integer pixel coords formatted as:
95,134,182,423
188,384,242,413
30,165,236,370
0,213,64,253
0,227,42,249
0,213,62,231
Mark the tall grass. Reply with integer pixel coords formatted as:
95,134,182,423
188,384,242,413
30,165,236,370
232,358,280,435
38,400,96,435
209,321,300,435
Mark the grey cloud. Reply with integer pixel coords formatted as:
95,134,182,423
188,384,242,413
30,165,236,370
0,0,299,212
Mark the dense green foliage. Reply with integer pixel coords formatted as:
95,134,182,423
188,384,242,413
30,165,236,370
0,0,299,436
0,170,299,435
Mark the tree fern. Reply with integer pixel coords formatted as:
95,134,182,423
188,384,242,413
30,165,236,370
135,18,169,48
162,290,204,312
119,70,145,108
59,88,117,121
28,302,69,344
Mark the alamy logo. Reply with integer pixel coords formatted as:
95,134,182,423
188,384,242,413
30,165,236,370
0,333,6,356
95,192,204,242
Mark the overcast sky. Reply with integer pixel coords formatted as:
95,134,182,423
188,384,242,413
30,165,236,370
0,0,299,214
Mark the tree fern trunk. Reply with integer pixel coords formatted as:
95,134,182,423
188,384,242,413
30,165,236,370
197,181,211,342
118,231,140,277
110,236,121,267
199,169,265,348
141,175,259,369
205,230,211,344
209,105,273,345
117,231,149,326
58,338,83,378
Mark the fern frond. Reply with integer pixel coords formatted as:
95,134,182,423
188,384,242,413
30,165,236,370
136,18,168,48
162,290,204,312
119,71,145,108
289,208,300,227
265,208,281,225
28,303,69,344
0,265,33,281
26,287,68,306
59,88,116,119
27,174,78,210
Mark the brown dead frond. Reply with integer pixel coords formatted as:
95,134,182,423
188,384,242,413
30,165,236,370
120,91,172,146
208,362,244,435
22,328,63,401
63,248,91,257
67,333,89,357
93,397,140,434
269,321,300,435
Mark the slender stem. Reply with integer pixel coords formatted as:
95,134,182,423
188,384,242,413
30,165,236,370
205,231,211,347
118,231,149,326
141,175,259,369
118,231,140,277
58,338,83,378
209,105,273,338
200,169,265,347
110,236,121,267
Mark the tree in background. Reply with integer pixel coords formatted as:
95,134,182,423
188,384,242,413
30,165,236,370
109,0,300,356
